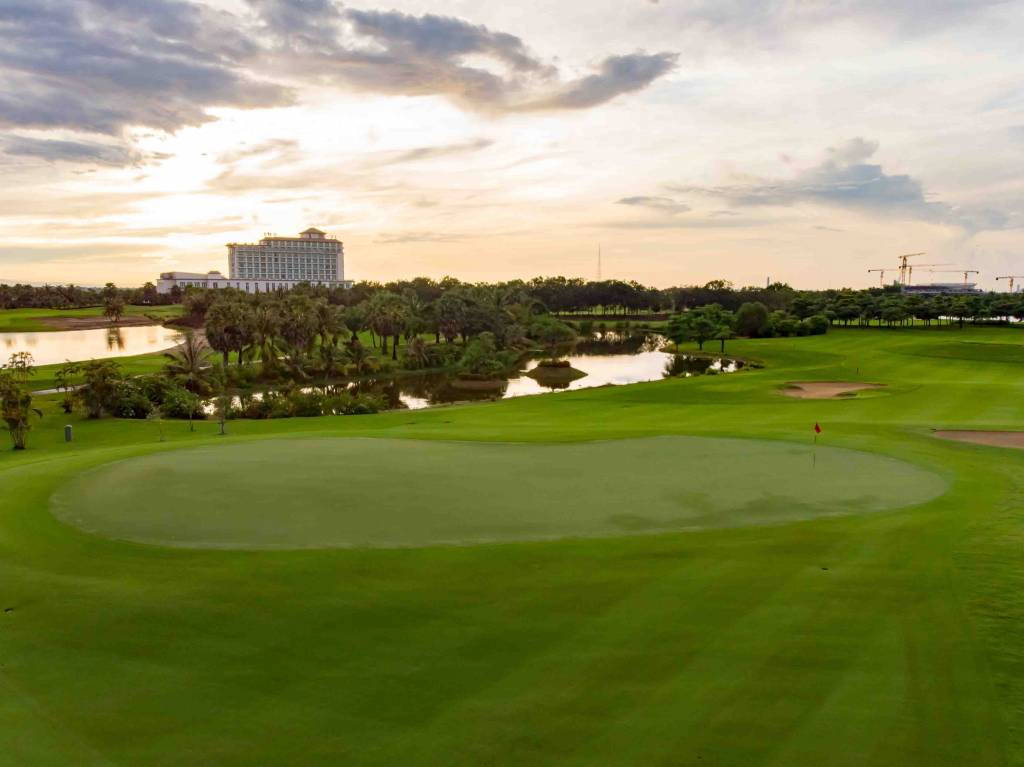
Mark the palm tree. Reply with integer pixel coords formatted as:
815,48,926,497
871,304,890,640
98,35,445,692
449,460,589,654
251,304,281,377
366,292,406,359
163,332,213,432
163,332,214,394
103,297,125,325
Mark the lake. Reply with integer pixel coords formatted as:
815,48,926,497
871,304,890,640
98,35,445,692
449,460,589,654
0,325,182,366
348,334,742,410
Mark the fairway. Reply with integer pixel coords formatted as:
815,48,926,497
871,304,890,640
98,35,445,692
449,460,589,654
51,437,946,548
5,326,1024,766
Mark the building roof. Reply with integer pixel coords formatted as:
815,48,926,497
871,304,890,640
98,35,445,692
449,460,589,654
301,227,325,235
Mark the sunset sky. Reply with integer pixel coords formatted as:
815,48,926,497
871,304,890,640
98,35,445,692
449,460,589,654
1,0,1022,289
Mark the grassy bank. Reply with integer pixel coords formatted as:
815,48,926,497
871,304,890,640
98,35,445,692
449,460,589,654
0,304,182,332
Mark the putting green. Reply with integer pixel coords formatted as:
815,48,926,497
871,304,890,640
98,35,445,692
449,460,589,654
50,437,946,549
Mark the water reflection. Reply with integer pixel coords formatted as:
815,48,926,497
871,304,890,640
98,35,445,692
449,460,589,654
229,334,743,413
0,325,181,366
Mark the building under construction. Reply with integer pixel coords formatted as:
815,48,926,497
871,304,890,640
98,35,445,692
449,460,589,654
900,282,983,296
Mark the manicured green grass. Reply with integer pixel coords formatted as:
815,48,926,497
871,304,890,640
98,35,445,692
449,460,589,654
50,436,944,549
1,325,1023,765
0,304,182,332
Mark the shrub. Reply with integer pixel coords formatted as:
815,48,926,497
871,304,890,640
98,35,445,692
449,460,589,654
161,387,205,420
107,381,151,419
802,314,830,336
136,374,174,406
289,390,325,417
425,342,462,369
459,332,509,378
735,302,770,338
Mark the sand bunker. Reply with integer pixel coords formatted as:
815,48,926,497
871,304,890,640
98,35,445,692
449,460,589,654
934,430,1024,449
782,382,885,399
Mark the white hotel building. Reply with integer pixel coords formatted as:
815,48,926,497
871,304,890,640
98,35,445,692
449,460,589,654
157,228,352,294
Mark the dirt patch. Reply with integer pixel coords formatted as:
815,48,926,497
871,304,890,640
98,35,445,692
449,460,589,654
782,381,885,399
41,315,161,330
934,430,1024,449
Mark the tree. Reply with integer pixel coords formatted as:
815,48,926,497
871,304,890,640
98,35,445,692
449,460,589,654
163,332,212,432
667,305,732,351
103,297,125,325
3,352,35,384
163,330,214,431
77,359,123,418
734,302,769,337
366,291,406,359
435,292,467,343
0,369,41,450
54,361,79,414
205,299,252,368
251,303,281,377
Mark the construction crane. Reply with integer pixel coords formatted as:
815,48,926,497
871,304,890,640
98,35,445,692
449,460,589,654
896,253,926,285
906,263,953,285
996,275,1024,293
925,269,980,286
867,268,892,287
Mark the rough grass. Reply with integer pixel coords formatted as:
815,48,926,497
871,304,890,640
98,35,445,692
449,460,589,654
0,325,1023,765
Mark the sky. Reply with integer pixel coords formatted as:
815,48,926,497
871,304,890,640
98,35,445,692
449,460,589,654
0,0,1022,289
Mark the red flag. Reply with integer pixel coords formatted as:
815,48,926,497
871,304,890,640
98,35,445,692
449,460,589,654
814,422,822,434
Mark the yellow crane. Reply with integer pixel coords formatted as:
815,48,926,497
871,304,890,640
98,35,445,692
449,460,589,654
867,268,892,287
896,253,926,285
925,269,980,286
996,275,1024,293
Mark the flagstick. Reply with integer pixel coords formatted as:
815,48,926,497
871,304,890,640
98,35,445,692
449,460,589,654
813,431,817,468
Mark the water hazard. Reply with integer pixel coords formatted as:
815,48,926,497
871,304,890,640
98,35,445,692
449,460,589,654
0,325,182,366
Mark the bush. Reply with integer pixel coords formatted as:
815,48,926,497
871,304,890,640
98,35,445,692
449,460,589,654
289,390,325,417
425,343,462,369
735,302,770,337
528,315,576,347
161,387,205,420
136,374,174,406
107,381,151,419
802,314,830,336
459,332,508,378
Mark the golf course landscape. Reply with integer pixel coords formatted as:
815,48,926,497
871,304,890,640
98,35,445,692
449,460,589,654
2,325,1023,765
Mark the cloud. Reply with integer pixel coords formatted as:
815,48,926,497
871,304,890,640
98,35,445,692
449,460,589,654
520,53,678,111
257,6,676,112
617,195,691,215
0,0,292,139
670,138,1019,232
0,134,148,167
1,2,678,169
657,0,1011,44
371,138,494,167
375,231,469,244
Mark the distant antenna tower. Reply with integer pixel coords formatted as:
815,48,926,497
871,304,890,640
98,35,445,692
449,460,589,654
597,245,602,281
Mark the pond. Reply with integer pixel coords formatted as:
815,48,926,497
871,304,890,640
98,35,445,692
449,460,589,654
0,325,182,366
225,334,741,413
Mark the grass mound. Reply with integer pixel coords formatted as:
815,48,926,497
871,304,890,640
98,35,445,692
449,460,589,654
50,436,945,549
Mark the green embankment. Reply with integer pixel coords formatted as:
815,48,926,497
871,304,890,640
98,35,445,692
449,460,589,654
0,325,1022,765
0,305,182,332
